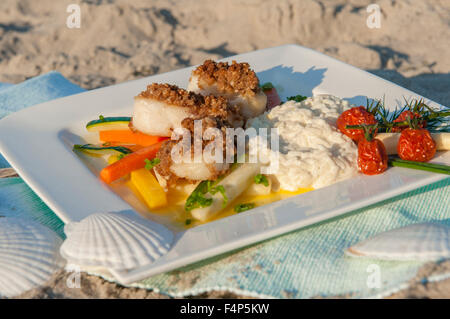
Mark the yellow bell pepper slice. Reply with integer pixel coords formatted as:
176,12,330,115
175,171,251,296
130,168,167,209
108,154,121,165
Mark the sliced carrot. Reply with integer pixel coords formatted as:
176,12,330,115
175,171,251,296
99,130,168,146
100,141,164,184
263,87,281,110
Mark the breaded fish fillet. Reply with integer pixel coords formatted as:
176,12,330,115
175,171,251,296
132,83,238,136
188,60,267,119
155,116,234,185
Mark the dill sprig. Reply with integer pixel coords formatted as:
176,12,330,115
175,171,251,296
366,96,385,117
364,97,449,133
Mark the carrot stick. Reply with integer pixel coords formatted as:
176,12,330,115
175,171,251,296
100,141,164,183
99,130,168,146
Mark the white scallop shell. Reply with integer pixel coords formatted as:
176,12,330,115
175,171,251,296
60,211,174,270
346,223,450,261
0,217,64,297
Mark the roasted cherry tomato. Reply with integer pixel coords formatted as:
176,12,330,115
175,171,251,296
397,128,436,162
263,87,281,110
337,106,378,142
358,138,388,175
391,110,426,132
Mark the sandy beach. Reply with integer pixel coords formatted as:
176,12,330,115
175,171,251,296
1,0,449,298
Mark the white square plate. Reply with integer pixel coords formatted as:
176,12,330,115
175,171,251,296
0,44,448,284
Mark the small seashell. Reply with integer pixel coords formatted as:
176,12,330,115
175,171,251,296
0,217,64,297
60,211,174,270
346,223,450,261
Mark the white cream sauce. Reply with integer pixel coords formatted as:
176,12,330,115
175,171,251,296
247,95,358,190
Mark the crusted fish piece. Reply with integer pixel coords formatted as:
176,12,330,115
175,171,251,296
188,60,267,119
137,83,204,107
132,83,241,136
190,60,260,96
155,115,234,186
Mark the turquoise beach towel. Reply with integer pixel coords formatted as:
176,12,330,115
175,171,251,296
0,72,448,298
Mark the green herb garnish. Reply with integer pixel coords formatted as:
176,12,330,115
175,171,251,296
185,195,213,212
144,158,160,170
363,97,449,133
287,95,307,103
388,157,450,175
99,115,105,121
365,97,385,117
260,82,274,91
185,181,214,212
117,153,126,160
210,185,228,207
234,203,255,213
254,174,269,187
185,219,192,225
184,180,229,212
73,144,132,155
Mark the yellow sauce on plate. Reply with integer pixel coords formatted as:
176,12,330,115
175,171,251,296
107,155,313,228
131,183,313,228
